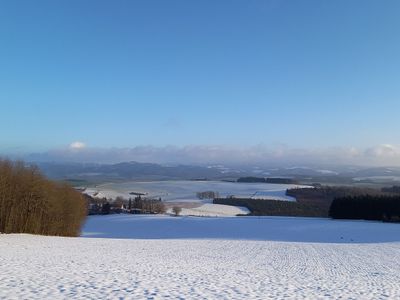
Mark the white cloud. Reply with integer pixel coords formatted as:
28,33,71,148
26,143,400,167
364,144,400,158
69,141,86,150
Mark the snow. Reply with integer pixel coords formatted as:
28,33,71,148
167,203,250,217
83,180,306,202
353,175,400,182
81,215,400,243
83,188,128,200
1,216,400,299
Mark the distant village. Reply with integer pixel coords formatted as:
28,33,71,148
82,192,166,215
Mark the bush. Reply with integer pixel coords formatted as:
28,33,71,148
172,206,182,216
0,160,87,236
101,202,111,215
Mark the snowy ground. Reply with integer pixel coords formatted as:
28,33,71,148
1,216,400,299
167,203,250,217
83,180,306,202
83,181,306,217
82,215,400,242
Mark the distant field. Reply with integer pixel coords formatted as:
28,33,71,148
83,180,307,203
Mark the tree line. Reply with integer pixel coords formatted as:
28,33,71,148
0,159,87,236
329,195,400,222
381,186,400,194
237,177,298,184
214,186,400,218
127,196,166,214
196,191,219,199
213,198,325,217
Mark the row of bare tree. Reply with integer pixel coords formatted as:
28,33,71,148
127,196,166,214
0,160,87,236
196,191,219,199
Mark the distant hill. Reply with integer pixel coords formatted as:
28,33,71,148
34,161,237,183
31,161,400,186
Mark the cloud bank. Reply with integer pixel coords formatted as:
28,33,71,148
69,141,86,150
25,144,400,167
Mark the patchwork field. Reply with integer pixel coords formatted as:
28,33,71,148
83,180,306,202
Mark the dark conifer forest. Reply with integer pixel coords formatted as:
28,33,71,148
329,195,400,222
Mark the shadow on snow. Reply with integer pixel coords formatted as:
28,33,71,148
81,215,400,244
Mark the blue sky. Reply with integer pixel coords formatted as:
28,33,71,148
1,1,400,164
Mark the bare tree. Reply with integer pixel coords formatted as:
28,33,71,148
0,159,87,237
196,191,219,199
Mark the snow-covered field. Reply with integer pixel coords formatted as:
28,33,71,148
84,180,306,202
1,216,400,299
167,203,250,217
82,215,400,242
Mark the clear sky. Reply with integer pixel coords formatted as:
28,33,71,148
1,1,400,164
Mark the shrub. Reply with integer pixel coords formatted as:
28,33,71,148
172,206,182,216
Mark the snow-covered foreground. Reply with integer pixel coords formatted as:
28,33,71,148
1,216,400,299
